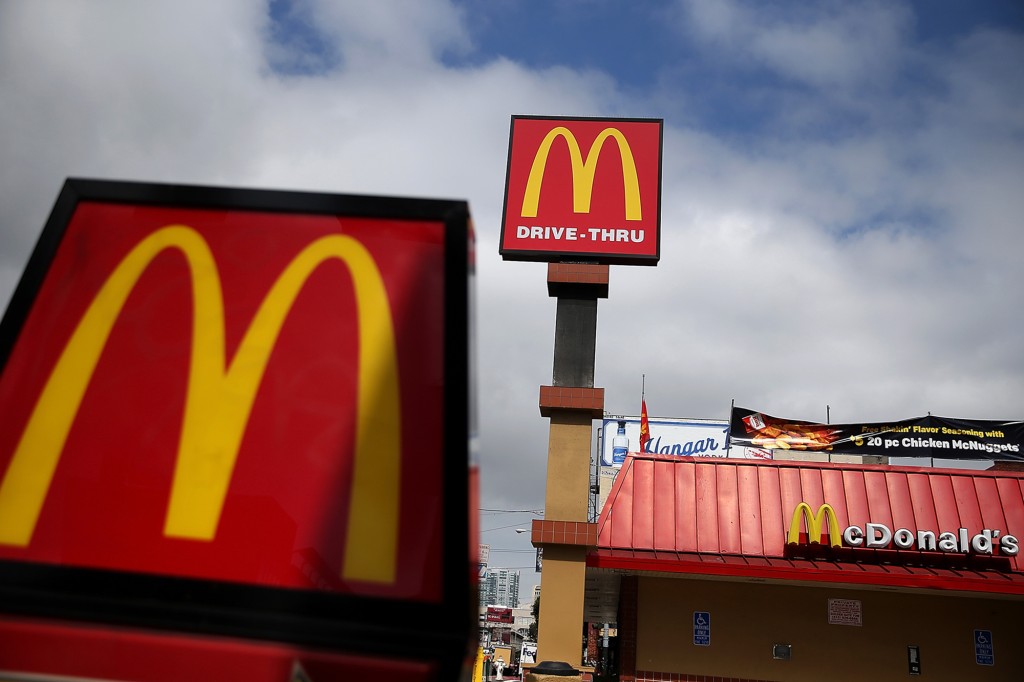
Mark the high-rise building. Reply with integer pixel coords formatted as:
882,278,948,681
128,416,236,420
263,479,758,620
481,568,520,608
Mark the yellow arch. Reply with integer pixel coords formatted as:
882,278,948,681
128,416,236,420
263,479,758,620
521,126,642,220
787,502,842,548
0,225,400,584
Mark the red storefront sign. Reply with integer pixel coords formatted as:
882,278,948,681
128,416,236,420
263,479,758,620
0,179,475,679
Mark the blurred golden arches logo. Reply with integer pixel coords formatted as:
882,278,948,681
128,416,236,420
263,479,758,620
0,225,401,584
788,502,842,548
521,126,642,221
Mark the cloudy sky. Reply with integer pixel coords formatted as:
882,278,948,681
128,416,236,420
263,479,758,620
2,0,1022,596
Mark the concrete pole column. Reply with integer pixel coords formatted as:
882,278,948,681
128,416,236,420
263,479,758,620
534,263,608,667
535,545,587,663
544,411,594,520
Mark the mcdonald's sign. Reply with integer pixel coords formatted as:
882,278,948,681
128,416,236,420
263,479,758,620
500,115,662,265
0,179,475,676
786,501,1020,559
788,502,843,548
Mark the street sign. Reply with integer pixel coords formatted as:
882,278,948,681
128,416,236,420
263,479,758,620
974,629,994,666
693,611,710,646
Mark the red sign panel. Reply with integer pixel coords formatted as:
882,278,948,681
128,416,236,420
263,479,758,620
500,115,662,265
0,179,474,677
0,616,437,682
485,606,514,624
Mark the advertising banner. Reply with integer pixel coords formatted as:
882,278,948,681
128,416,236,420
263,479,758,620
730,406,1024,461
500,115,662,265
479,543,490,579
0,179,474,677
600,416,771,467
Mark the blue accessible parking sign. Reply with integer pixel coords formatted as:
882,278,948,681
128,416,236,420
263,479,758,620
693,611,710,646
974,629,994,666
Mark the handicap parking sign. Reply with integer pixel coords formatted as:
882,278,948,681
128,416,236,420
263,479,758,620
693,611,710,646
974,629,994,666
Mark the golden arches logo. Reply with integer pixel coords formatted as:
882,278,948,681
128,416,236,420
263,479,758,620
0,225,401,584
788,502,842,548
521,126,642,221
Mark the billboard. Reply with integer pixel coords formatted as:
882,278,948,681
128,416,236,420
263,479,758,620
499,115,662,265
730,406,1024,461
600,416,771,467
0,179,474,677
485,606,514,624
479,543,490,579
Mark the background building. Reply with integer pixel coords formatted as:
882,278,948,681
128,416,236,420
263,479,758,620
481,567,520,608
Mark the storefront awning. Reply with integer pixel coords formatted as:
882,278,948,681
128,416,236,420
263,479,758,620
589,455,1024,595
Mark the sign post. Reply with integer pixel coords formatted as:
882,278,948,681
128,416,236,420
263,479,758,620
500,114,662,667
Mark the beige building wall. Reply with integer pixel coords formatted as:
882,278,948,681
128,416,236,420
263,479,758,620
636,576,1024,681
769,451,888,465
536,545,587,664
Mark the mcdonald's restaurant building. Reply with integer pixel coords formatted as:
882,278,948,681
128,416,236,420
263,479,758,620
532,454,1024,682
497,116,1024,680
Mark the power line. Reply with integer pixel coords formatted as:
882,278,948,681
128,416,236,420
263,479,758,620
481,521,532,533
480,508,544,514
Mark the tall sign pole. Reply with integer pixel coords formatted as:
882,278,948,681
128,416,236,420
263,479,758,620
501,116,663,666
534,262,608,664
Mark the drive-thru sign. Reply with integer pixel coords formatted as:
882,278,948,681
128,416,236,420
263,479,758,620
500,115,662,265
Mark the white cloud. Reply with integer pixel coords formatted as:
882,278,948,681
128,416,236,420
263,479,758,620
0,1,1022,581
303,0,473,69
680,0,912,90
0,0,617,528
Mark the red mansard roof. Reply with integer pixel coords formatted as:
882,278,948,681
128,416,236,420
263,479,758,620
590,454,1024,595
